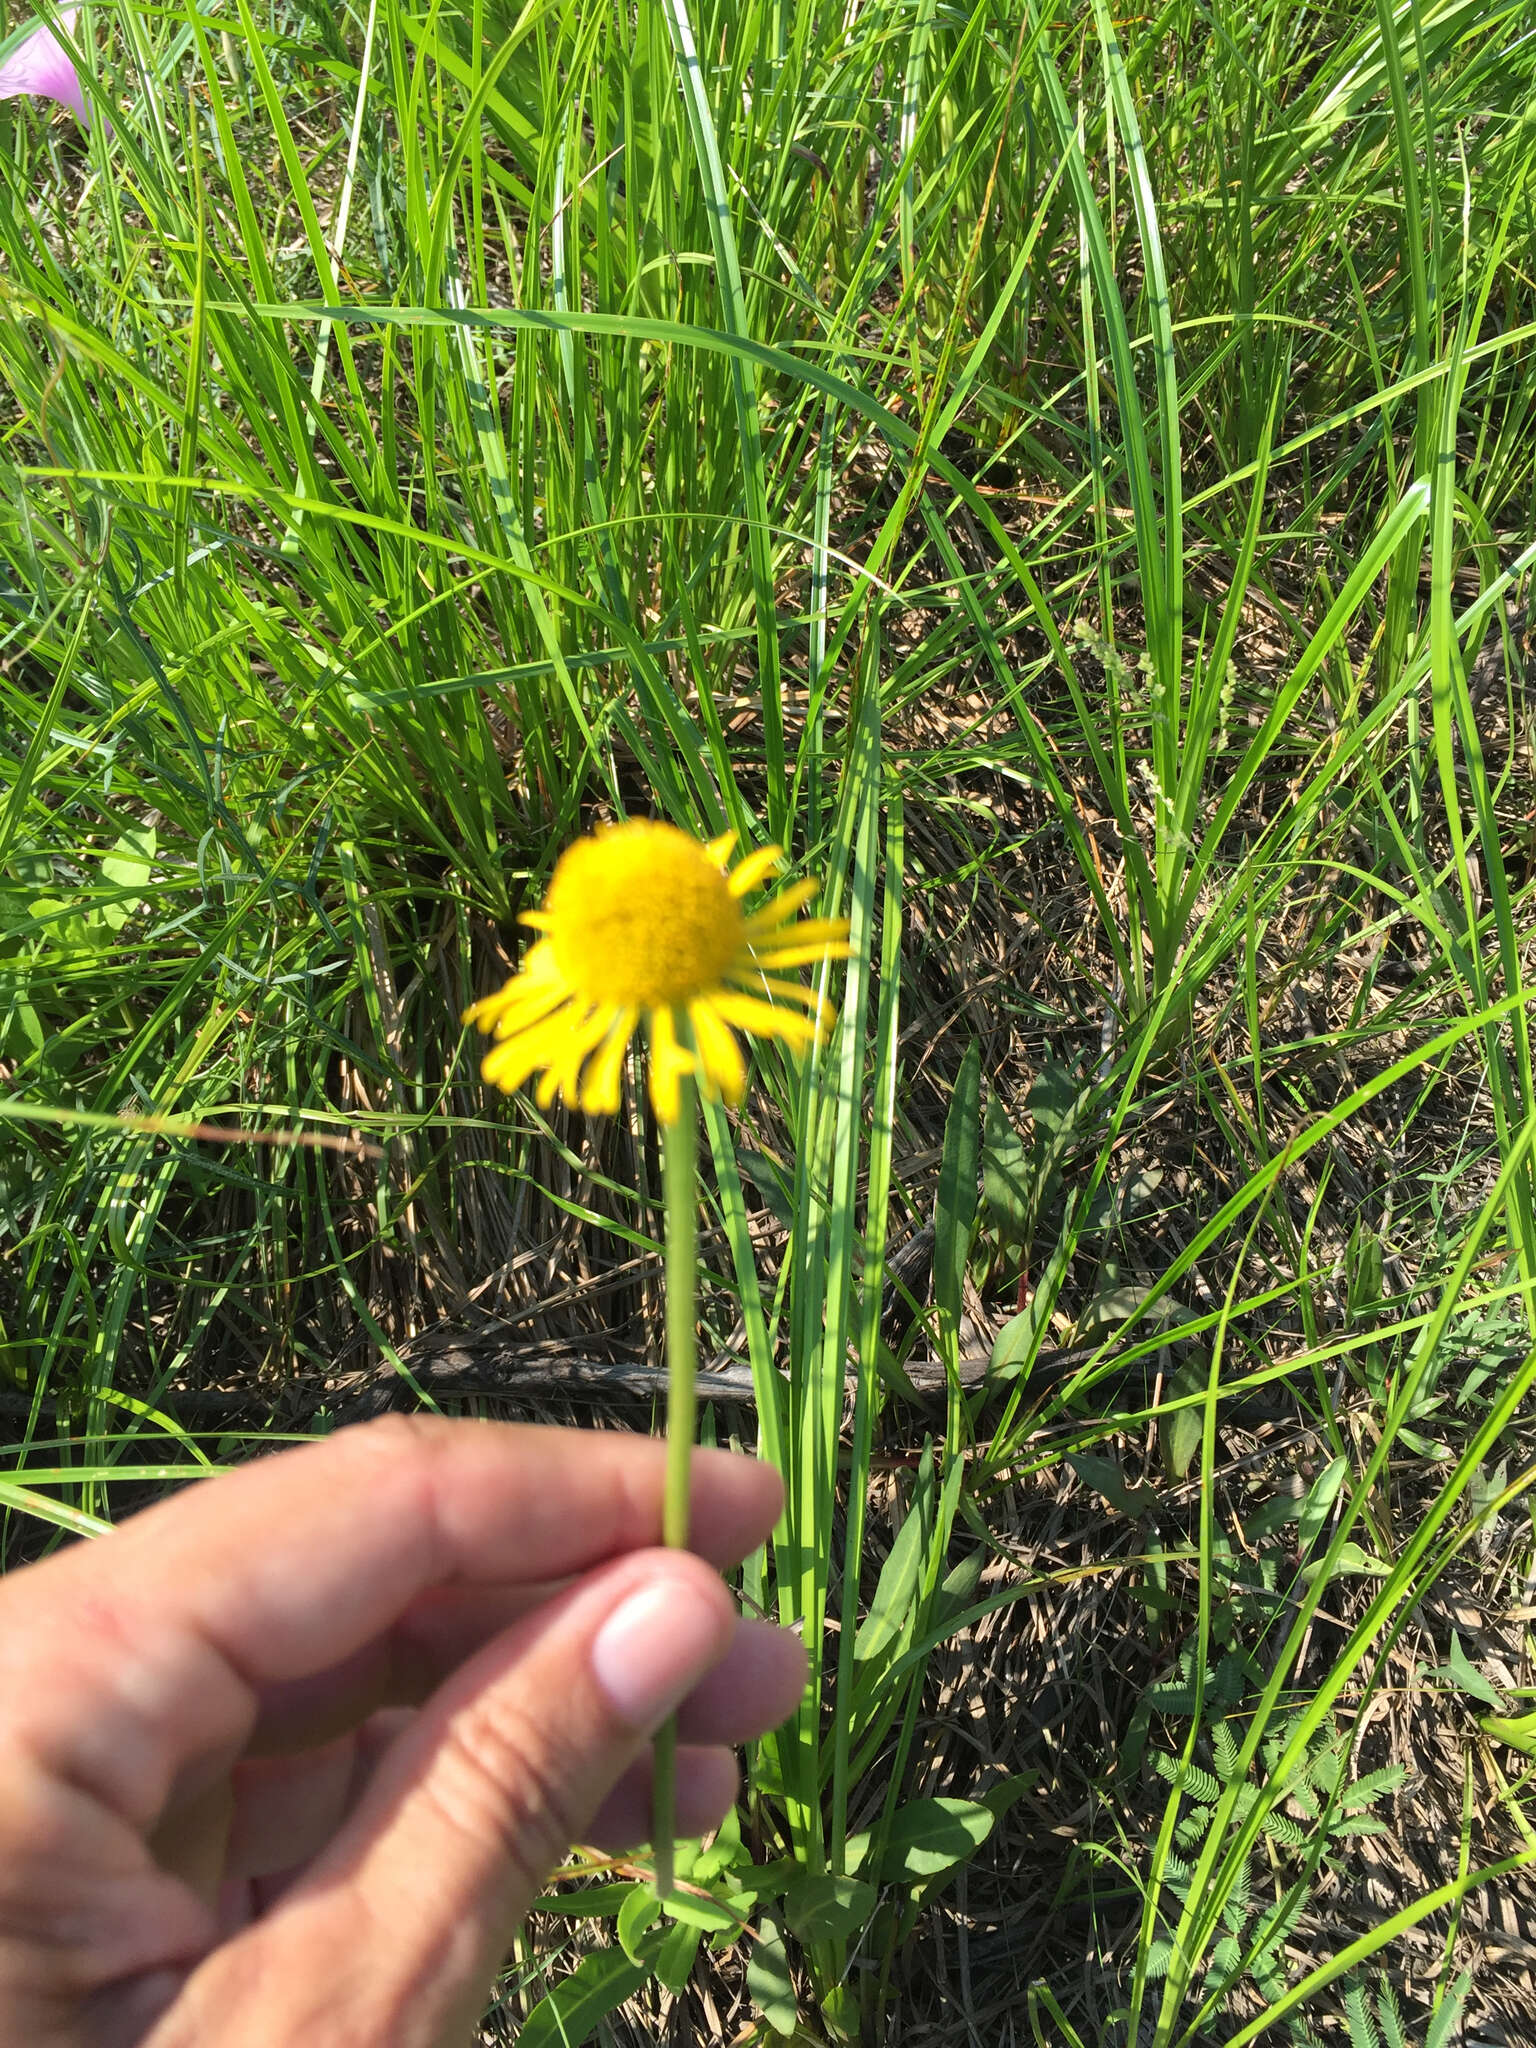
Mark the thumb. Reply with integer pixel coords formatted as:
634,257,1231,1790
157,1550,738,2048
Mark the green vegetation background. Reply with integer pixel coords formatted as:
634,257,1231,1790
2,0,1535,2039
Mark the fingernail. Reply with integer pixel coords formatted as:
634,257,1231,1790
591,1576,726,1733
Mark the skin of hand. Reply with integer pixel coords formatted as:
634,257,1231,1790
0,1415,807,2048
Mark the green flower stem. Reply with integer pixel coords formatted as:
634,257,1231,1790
653,1070,698,1899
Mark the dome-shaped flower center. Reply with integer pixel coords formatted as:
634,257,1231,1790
545,820,745,1008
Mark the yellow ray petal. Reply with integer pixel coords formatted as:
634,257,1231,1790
580,1007,640,1116
748,939,855,972
689,997,747,1103
749,916,851,952
484,982,575,1044
647,1005,696,1125
483,989,569,1044
466,820,849,1125
726,844,785,898
537,1005,616,1109
466,984,567,1043
708,989,820,1047
463,942,566,1028
464,976,529,1032
480,1010,581,1094
733,972,834,1024
463,987,513,1031
743,878,819,933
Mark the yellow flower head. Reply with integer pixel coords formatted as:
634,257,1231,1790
464,820,852,1124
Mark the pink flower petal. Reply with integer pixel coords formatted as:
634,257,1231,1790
0,10,92,128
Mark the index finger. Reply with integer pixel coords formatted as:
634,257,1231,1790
0,1417,782,1830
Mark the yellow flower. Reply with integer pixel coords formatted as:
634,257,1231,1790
464,820,851,1124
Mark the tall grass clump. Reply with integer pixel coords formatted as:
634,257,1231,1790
3,0,1536,2038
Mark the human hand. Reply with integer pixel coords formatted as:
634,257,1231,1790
0,1415,805,2046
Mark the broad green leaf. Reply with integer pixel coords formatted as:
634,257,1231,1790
515,1880,636,1918
654,1916,703,1994
784,1872,877,1944
1242,1493,1304,1542
101,823,156,925
988,1299,1048,1384
821,1983,861,2042
1158,1356,1209,1482
1332,1542,1390,1578
1444,1630,1503,1709
1470,1458,1509,1531
660,1890,740,1933
1067,1451,1156,1519
617,1883,661,1963
1074,1281,1192,1342
746,1911,797,2035
853,1451,933,1664
101,825,157,888
28,898,104,961
516,1947,650,2048
1024,1060,1086,1221
874,1797,996,1881
1,1000,44,1061
981,1090,1031,1243
692,1801,744,1884
1026,1059,1081,1146
712,1894,756,1950
979,1773,1038,1822
1296,1453,1350,1554
704,1856,799,1904
735,1145,794,1231
936,1546,984,1623
1082,1167,1163,1236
